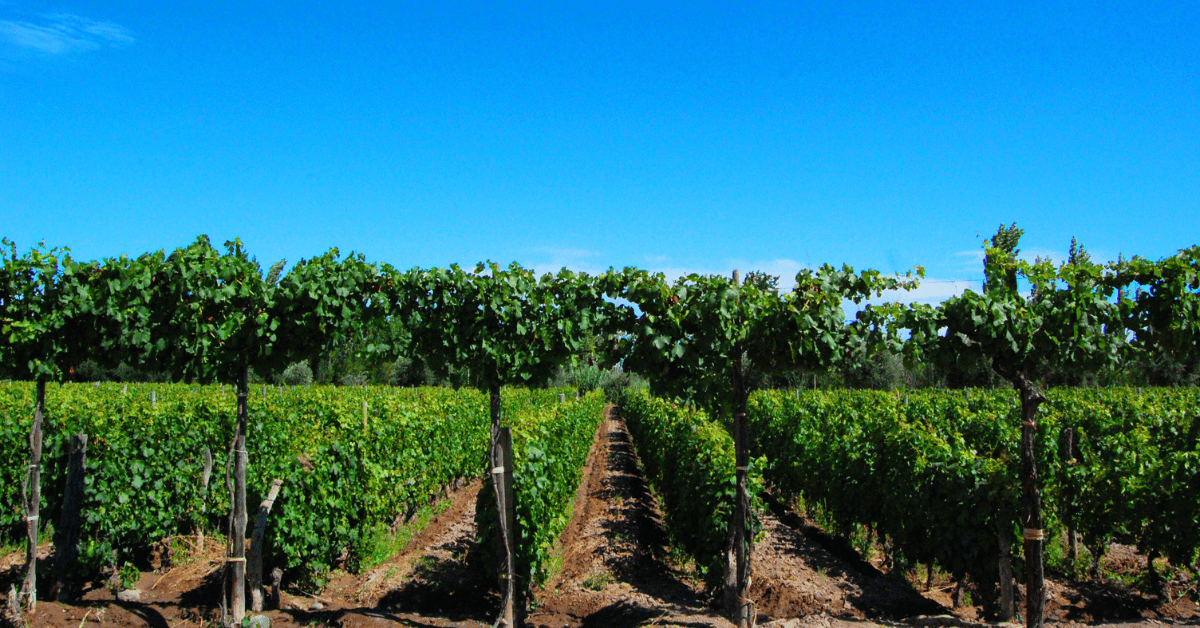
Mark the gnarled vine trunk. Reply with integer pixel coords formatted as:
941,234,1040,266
729,339,753,628
1013,371,1046,628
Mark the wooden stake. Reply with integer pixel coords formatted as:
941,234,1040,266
199,448,213,552
51,433,87,601
3,585,22,628
229,369,250,624
728,269,753,628
248,478,284,612
999,512,1015,621
1064,427,1078,564
490,385,517,628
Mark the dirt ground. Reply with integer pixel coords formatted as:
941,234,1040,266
2,406,1197,628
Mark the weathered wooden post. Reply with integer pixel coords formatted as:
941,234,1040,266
228,368,251,624
50,433,88,601
489,385,517,628
1063,427,1079,564
3,585,22,628
999,519,1014,622
731,408,752,627
248,478,284,612
199,448,213,552
1018,383,1047,628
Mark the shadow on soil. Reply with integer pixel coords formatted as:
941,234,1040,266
596,421,714,606
374,531,498,625
763,492,947,620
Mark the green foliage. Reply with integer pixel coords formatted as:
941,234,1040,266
750,388,1017,587
618,264,920,413
116,561,139,591
905,239,1125,384
582,572,612,591
396,263,629,390
1048,388,1200,574
273,248,394,374
0,240,95,382
550,361,640,403
1114,246,1200,382
358,497,452,571
881,234,1200,390
620,389,763,591
840,349,909,391
983,222,1024,294
748,387,1200,587
0,382,503,576
136,237,282,383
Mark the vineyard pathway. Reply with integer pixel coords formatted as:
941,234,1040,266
520,405,952,628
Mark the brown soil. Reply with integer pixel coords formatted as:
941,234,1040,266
2,405,1197,628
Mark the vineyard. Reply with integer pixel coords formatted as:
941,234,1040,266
1,229,1199,628
1,383,1197,628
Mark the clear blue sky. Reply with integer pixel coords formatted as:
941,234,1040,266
3,2,1197,303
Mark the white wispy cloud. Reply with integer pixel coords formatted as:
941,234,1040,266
0,12,133,56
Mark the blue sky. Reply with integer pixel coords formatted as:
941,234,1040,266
2,2,1197,303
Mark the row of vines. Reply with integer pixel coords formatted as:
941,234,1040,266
0,381,603,587
619,386,1198,618
747,387,1200,602
620,389,763,592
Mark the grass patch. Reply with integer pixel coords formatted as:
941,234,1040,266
358,497,453,571
582,572,612,591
